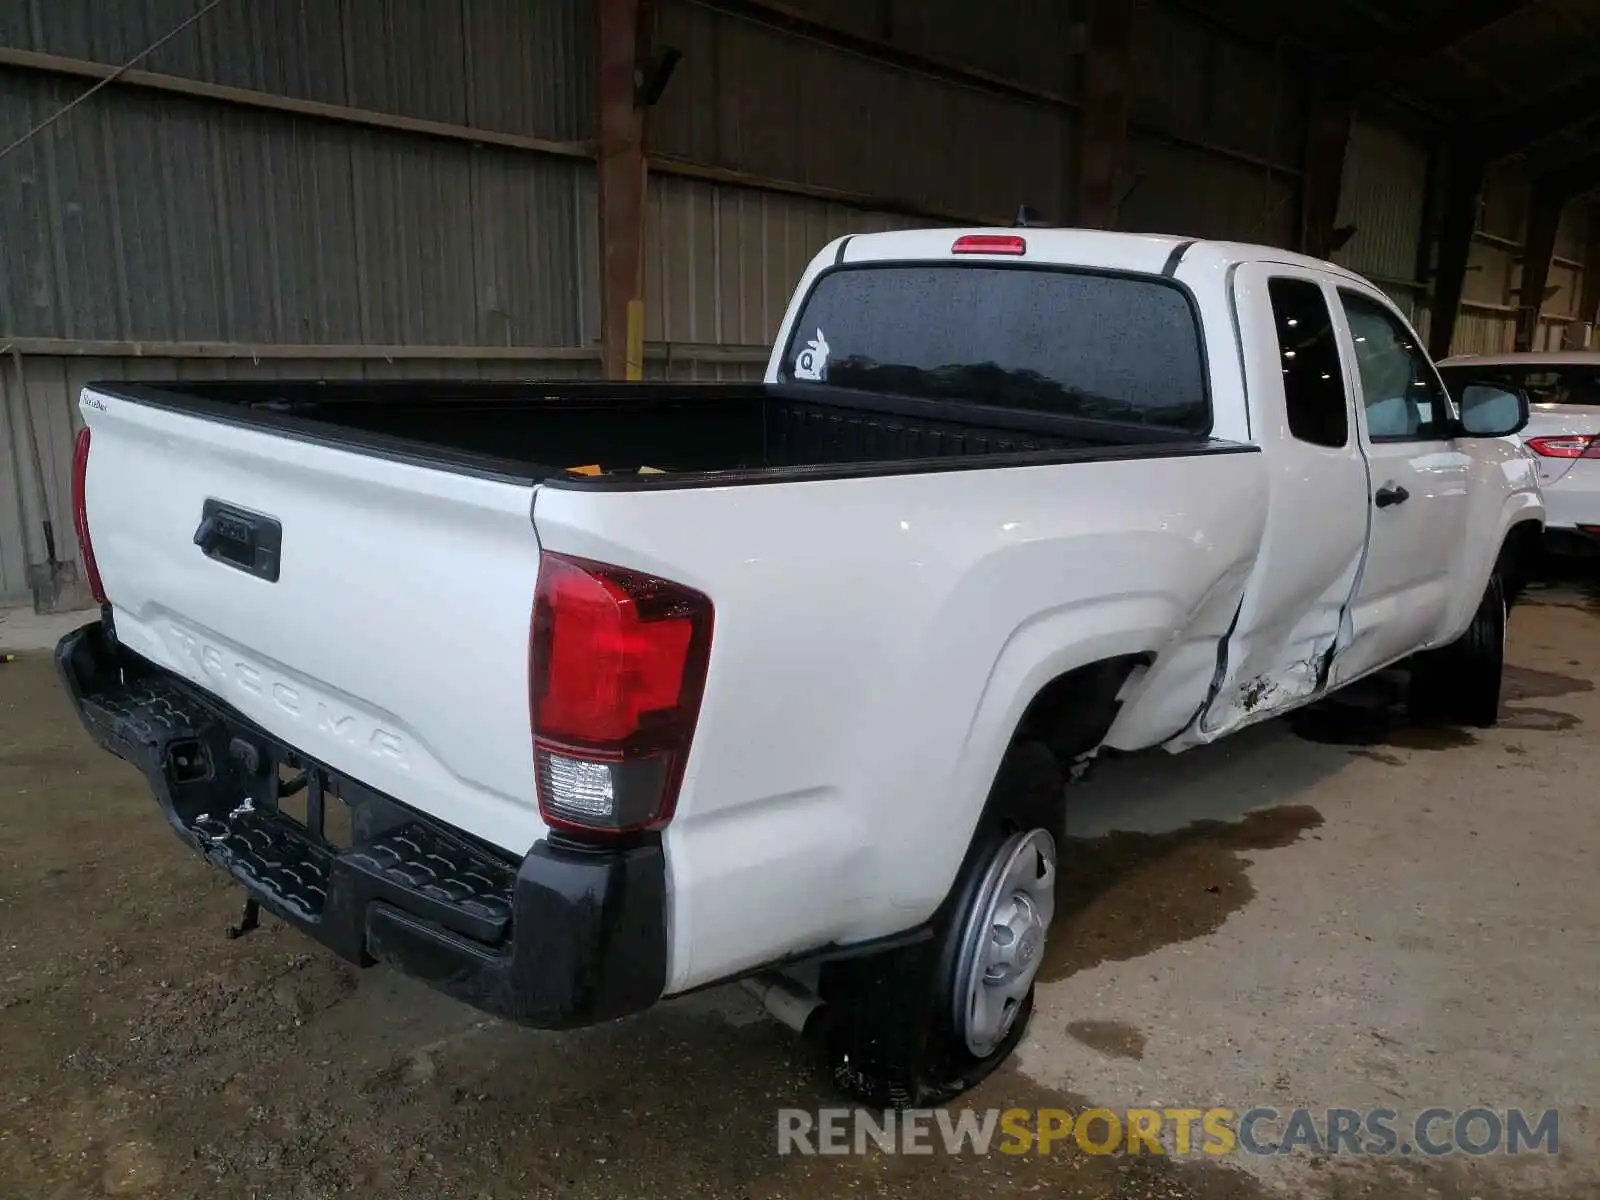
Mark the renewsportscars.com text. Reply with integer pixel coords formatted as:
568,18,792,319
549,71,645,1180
777,1106,1560,1158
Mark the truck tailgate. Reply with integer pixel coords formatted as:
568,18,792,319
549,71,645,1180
80,388,546,855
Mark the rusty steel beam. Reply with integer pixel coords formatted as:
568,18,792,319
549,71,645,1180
1515,187,1565,350
1077,0,1135,229
598,0,648,381
1429,148,1488,361
1301,70,1355,260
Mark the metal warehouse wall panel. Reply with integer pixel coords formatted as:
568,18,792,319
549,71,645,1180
1332,121,1428,287
0,355,82,603
0,0,593,141
1555,205,1586,263
649,0,1073,223
1451,312,1516,356
644,173,939,350
0,70,599,348
0,377,39,601
1118,136,1297,246
678,0,1081,97
885,0,1080,96
1481,167,1529,243
1547,263,1582,318
1131,3,1304,172
1461,242,1515,308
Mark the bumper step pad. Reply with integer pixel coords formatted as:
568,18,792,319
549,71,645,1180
191,809,335,923
80,677,205,754
57,621,670,1029
61,628,515,947
344,825,514,944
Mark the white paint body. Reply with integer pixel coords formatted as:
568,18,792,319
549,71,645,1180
79,230,1543,996
1440,351,1600,535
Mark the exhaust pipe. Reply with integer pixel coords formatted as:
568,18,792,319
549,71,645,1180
740,973,827,1038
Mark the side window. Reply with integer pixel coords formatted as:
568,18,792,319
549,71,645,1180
1339,291,1452,440
1267,277,1349,448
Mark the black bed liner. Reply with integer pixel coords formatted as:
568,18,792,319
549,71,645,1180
91,379,1255,489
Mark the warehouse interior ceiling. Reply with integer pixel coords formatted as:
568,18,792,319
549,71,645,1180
1180,0,1600,183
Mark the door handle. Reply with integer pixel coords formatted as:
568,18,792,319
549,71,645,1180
1374,485,1410,509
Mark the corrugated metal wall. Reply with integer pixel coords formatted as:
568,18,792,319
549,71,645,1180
1545,205,1590,350
773,0,1082,98
0,0,597,602
649,0,1075,223
0,0,594,140
1447,166,1593,356
1119,137,1297,245
0,71,599,348
1332,122,1427,286
1328,119,1430,330
1454,166,1525,355
645,0,1308,372
1121,2,1302,245
641,0,1080,385
644,174,941,374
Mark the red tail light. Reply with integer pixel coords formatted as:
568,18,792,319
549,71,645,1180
530,553,712,836
71,426,106,604
1525,434,1599,459
952,234,1026,256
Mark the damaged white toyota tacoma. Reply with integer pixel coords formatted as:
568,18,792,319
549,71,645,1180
60,229,1542,1106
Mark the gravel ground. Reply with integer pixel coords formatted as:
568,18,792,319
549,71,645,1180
1,576,1595,1200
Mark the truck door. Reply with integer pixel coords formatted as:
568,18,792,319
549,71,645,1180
1197,264,1370,738
1325,286,1472,686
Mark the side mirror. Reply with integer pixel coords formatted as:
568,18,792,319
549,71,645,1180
1456,383,1529,438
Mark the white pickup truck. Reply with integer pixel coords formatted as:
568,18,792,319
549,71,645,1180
60,229,1541,1107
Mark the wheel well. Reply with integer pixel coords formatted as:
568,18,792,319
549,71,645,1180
1495,520,1543,605
1014,653,1151,765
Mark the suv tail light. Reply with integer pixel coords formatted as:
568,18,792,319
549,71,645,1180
1525,434,1599,459
71,426,106,604
530,553,713,836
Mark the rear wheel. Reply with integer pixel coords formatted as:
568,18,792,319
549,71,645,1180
1408,573,1506,728
821,741,1063,1108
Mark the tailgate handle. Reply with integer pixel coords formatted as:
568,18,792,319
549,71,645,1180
194,500,282,583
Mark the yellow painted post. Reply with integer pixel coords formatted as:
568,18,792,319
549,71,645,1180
625,298,645,381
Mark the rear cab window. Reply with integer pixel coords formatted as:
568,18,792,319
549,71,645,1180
1266,277,1349,448
777,264,1212,433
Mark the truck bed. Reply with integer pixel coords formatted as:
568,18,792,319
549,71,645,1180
77,372,1250,857
98,380,1214,486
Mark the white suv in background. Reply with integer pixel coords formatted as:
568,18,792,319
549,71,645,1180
1439,352,1600,554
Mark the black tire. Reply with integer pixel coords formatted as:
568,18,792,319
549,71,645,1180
1408,573,1506,728
820,740,1064,1109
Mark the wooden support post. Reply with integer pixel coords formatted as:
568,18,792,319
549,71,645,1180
1428,149,1486,362
1077,0,1134,229
598,0,647,381
1300,70,1353,261
1515,187,1565,351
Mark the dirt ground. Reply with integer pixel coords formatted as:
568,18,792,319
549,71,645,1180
2,574,1597,1200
